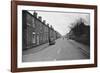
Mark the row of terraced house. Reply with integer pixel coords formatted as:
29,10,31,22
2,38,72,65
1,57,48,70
22,10,61,50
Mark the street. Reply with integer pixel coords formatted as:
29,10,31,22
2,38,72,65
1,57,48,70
22,38,90,62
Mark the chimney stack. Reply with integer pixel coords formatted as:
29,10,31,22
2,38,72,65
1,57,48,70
33,11,37,18
43,20,46,24
47,23,49,27
50,25,52,28
38,16,42,21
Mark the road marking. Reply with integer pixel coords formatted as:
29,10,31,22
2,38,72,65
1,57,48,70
54,59,56,61
57,48,61,54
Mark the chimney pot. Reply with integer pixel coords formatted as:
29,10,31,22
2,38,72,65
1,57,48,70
33,11,37,18
38,16,42,21
43,20,46,24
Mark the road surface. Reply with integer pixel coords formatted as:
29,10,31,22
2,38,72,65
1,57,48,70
22,38,90,62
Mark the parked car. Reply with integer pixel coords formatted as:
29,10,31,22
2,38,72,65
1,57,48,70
49,38,55,45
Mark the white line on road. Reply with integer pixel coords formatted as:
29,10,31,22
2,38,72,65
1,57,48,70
54,59,56,61
57,48,61,54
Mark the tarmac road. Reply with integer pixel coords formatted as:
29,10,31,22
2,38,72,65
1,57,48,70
22,38,90,62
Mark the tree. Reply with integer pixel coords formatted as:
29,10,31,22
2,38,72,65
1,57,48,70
68,18,90,45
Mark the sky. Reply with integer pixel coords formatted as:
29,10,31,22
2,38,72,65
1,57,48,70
28,10,90,36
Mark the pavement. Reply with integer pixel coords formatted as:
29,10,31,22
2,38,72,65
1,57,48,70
22,38,90,62
68,39,90,57
23,43,49,55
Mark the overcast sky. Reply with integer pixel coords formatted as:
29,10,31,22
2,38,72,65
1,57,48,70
28,10,90,36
